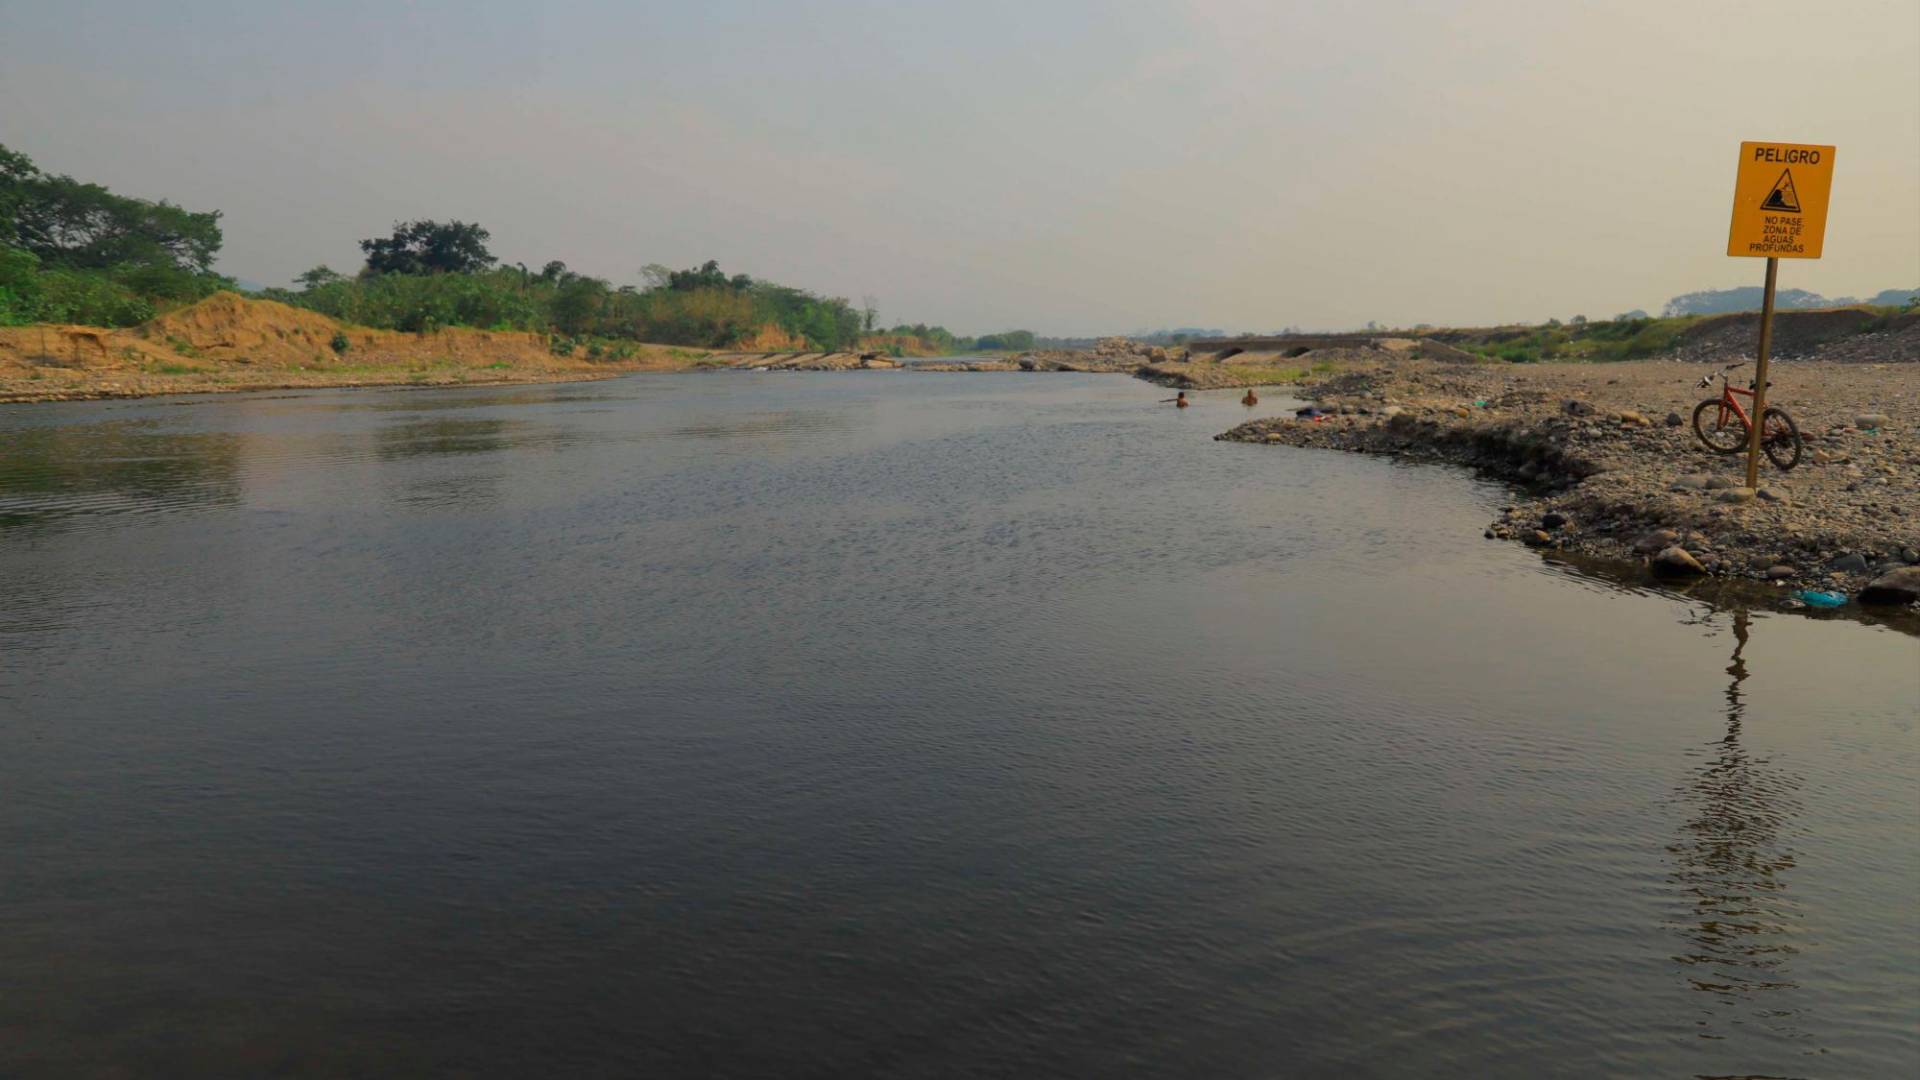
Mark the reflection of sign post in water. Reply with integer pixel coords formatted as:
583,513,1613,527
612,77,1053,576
1726,142,1835,489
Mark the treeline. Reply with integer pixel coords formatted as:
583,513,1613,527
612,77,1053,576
0,143,233,325
264,229,882,351
1,141,1023,355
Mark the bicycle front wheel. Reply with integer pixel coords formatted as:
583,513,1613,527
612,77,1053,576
1692,399,1748,453
1762,406,1802,470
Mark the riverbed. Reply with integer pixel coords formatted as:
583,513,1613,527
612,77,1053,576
2,373,1915,1076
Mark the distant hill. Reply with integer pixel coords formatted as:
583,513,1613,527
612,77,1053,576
1663,285,1917,317
1862,287,1920,307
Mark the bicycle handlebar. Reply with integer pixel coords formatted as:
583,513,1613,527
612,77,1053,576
1696,359,1755,387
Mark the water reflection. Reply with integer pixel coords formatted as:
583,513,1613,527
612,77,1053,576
0,421,243,531
375,417,520,459
654,409,849,441
1665,607,1810,1055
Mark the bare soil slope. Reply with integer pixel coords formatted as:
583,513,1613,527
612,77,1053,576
0,292,709,401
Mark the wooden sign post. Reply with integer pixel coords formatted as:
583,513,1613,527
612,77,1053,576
1726,141,1835,489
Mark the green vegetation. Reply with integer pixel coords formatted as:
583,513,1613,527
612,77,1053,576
1455,315,1700,364
1,143,232,326
0,144,970,353
272,249,885,351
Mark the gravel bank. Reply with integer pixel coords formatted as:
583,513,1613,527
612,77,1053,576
1218,358,1920,619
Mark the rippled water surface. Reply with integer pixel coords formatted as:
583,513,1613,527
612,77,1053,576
2,374,1915,1077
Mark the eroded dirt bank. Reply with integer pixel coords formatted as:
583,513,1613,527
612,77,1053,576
1218,358,1920,615
0,292,715,403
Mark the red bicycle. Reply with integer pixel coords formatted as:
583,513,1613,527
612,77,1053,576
1692,361,1801,470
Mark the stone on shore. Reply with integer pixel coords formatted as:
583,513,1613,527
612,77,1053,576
1715,487,1756,504
1651,546,1707,577
1828,552,1869,573
1858,566,1920,605
1855,413,1889,430
1633,528,1680,554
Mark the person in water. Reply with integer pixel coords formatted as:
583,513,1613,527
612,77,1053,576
1241,388,1259,407
1173,391,1190,408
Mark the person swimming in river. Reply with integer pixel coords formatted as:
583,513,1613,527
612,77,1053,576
1160,391,1191,408
1241,389,1259,407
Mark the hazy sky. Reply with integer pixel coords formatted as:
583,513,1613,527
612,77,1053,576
4,0,1916,333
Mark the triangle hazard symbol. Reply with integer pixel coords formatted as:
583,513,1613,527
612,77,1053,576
1761,169,1801,213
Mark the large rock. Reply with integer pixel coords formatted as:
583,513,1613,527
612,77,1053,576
1704,475,1739,490
1855,413,1889,430
1563,399,1598,417
1634,528,1681,554
1828,552,1870,573
1651,546,1708,577
1859,566,1920,605
1715,487,1757,504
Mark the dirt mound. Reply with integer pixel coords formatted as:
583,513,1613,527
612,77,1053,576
1673,307,1883,361
126,291,554,368
135,292,347,363
0,291,699,400
1811,311,1920,363
0,323,177,370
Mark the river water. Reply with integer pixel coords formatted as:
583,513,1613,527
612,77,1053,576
2,373,1915,1077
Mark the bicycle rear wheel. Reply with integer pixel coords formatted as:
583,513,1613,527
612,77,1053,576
1761,406,1802,470
1692,399,1747,453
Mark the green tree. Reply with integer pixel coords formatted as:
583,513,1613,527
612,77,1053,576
3,142,222,275
551,274,609,335
295,265,343,291
360,219,496,275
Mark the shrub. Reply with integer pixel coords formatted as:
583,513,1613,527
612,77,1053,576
329,331,350,354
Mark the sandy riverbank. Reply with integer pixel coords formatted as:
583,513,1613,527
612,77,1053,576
1218,357,1920,616
0,292,718,403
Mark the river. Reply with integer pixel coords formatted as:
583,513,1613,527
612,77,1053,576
2,373,1914,1077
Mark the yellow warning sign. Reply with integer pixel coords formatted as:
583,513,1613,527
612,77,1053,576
1727,141,1834,258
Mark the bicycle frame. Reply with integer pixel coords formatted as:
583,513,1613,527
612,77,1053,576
1709,376,1754,432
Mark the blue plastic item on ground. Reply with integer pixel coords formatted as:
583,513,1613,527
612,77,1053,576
1794,590,1848,609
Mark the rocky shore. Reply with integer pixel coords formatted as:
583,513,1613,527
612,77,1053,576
1218,358,1920,618
1014,337,1168,373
